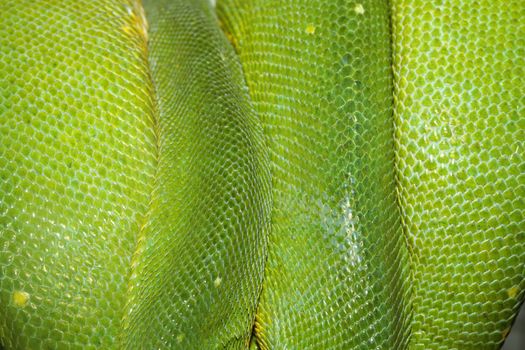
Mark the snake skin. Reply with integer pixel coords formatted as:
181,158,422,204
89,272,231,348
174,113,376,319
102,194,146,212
392,1,525,349
121,0,270,348
0,1,157,348
217,0,410,348
0,0,524,349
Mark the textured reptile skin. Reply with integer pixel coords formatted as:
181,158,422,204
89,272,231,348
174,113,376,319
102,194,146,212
0,1,157,348
121,0,270,348
0,0,524,349
217,1,410,348
392,1,525,349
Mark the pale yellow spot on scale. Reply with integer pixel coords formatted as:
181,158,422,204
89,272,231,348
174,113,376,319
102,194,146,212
176,334,184,344
214,277,222,288
122,2,149,54
13,291,30,307
508,286,519,298
305,25,316,35
354,4,365,15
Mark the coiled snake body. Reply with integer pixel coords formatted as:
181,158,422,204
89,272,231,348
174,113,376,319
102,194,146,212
0,0,523,349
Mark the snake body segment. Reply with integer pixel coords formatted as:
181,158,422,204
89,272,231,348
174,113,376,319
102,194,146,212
217,1,410,348
392,1,525,348
122,0,270,348
0,1,157,347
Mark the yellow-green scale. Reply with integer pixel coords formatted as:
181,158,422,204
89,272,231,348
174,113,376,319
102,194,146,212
218,0,410,348
121,0,271,348
0,0,157,348
392,1,525,348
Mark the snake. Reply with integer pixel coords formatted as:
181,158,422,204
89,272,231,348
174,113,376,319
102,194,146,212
0,0,523,349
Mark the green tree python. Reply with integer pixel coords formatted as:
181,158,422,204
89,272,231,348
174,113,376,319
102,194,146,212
0,0,523,349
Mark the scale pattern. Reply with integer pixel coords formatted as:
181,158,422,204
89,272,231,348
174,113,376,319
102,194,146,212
1,0,525,349
0,0,157,348
218,0,410,348
121,0,270,348
392,1,525,349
